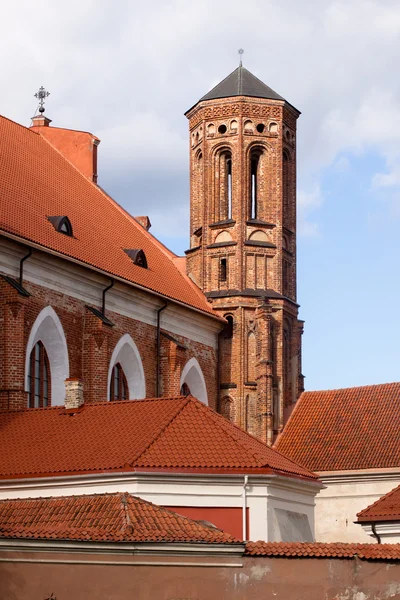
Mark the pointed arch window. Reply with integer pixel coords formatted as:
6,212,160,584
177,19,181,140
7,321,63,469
180,382,191,396
28,341,50,408
249,149,263,219
110,363,128,401
216,150,232,221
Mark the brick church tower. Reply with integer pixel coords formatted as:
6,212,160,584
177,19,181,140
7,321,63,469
185,64,304,444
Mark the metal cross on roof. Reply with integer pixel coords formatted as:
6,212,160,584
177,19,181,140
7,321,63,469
34,86,50,114
238,48,244,66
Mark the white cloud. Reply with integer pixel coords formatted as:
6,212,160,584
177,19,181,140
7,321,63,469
298,184,323,237
2,0,400,243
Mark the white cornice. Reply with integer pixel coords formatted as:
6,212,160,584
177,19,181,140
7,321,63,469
318,468,400,485
0,538,245,559
0,236,221,347
0,470,320,496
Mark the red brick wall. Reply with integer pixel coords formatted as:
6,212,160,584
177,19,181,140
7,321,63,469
185,96,303,444
0,274,217,410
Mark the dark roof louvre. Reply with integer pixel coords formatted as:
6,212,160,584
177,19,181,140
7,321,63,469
47,215,73,237
124,248,148,269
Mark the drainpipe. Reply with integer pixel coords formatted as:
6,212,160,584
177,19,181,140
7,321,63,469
156,302,168,397
371,522,381,544
102,278,114,315
19,248,32,286
242,475,249,541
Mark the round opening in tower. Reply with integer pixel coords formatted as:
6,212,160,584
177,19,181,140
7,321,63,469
256,123,265,133
218,124,227,134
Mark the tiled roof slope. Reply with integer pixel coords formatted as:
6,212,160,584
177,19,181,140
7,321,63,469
0,115,215,317
0,492,239,544
275,383,400,472
245,541,400,560
357,484,400,522
199,66,284,102
0,395,317,481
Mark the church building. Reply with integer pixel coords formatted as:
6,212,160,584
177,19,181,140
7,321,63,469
0,64,303,445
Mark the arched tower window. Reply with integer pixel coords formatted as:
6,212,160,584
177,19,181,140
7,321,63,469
28,341,50,408
110,363,128,401
249,149,263,219
216,150,232,221
283,150,290,221
193,151,203,235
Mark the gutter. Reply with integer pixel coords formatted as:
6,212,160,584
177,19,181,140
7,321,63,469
156,302,168,397
0,230,223,323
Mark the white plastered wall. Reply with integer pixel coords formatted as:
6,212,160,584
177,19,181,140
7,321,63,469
314,470,400,542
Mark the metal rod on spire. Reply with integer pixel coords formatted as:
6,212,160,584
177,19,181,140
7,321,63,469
238,48,244,67
34,86,50,114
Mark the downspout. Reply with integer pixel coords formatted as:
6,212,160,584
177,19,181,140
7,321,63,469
242,475,248,541
156,302,168,397
371,522,381,544
19,248,32,286
102,278,114,315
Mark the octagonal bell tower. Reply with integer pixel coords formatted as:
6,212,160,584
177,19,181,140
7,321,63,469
185,64,304,445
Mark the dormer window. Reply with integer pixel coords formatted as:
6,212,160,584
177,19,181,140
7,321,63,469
124,248,148,268
47,216,73,237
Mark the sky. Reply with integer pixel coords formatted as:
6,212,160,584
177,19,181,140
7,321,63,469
2,0,400,391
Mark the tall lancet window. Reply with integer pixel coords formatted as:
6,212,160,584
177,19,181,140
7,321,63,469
249,149,262,219
283,151,290,221
28,341,50,408
217,150,232,221
227,156,232,220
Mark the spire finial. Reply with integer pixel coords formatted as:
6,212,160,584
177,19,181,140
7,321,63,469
34,86,50,114
238,48,244,67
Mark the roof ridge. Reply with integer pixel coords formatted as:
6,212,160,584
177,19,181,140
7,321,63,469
191,398,317,478
129,396,192,466
0,114,39,137
357,483,400,518
189,398,278,467
199,67,240,101
32,124,99,139
302,381,400,395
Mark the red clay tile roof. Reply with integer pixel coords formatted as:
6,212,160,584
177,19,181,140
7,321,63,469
357,484,400,522
245,541,400,560
275,383,400,472
0,395,317,481
0,492,239,544
0,115,216,318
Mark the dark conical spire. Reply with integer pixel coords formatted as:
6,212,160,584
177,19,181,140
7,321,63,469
199,66,284,103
